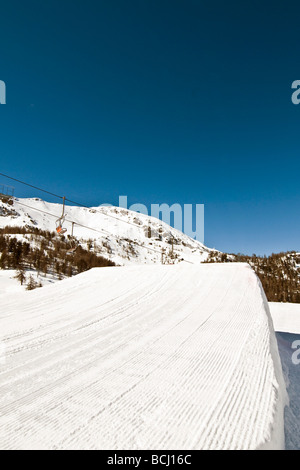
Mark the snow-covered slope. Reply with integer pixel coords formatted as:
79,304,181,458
269,302,300,334
0,263,287,450
268,304,300,449
276,332,300,450
0,197,212,265
0,270,25,297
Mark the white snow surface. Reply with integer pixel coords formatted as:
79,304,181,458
269,302,300,334
0,263,286,450
276,332,300,450
0,270,24,297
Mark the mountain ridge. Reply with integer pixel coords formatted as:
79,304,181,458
0,195,214,290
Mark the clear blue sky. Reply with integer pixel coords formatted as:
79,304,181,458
0,0,300,255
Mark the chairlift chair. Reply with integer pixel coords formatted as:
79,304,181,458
56,217,67,235
56,196,67,235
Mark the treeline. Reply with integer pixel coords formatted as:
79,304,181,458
204,250,300,303
0,226,115,288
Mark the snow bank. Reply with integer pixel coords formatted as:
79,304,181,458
276,332,300,450
255,291,288,449
269,302,300,334
0,263,287,449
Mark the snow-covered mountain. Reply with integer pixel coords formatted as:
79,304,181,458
0,196,213,266
1,195,296,449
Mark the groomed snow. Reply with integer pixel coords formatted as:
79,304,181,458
0,263,287,450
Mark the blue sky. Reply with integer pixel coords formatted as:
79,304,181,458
0,0,300,255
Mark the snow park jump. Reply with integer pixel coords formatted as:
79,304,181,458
0,263,287,450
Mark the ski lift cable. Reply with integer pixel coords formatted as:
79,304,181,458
0,172,63,200
14,199,108,237
14,199,164,256
15,199,110,237
0,172,181,258
0,172,176,239
0,172,147,231
65,197,143,229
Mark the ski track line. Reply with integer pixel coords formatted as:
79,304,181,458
1,269,154,338
2,271,170,361
134,268,253,450
65,272,274,452
0,268,216,426
0,271,173,402
0,264,286,450
53,268,228,449
0,269,193,417
0,268,270,448
0,266,220,446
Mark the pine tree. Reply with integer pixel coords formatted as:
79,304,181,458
15,267,26,286
26,274,39,291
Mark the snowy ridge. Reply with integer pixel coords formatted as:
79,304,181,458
0,263,287,449
0,197,212,266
